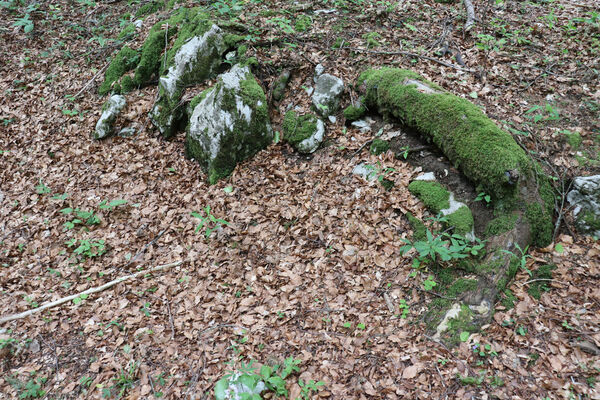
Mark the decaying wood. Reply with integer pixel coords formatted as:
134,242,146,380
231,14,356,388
0,260,183,324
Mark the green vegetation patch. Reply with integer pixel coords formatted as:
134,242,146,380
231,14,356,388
370,139,389,155
98,46,140,95
133,27,176,86
282,111,318,146
565,131,583,150
135,0,164,18
408,180,450,214
295,14,312,32
446,206,474,235
406,212,427,241
484,213,519,237
527,264,556,300
343,104,366,121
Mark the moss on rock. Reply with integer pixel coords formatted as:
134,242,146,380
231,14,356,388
120,75,135,93
135,0,164,18
408,180,450,214
98,46,140,95
343,104,366,121
484,213,519,237
407,212,427,241
370,139,389,155
283,111,317,145
446,206,474,236
133,27,176,86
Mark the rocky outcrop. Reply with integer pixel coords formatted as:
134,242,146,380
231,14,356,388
93,95,126,140
185,64,272,184
150,24,227,138
567,175,600,237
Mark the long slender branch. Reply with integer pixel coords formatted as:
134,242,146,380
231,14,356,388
463,0,476,31
0,260,183,324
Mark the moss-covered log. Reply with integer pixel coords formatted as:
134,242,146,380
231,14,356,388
358,68,554,343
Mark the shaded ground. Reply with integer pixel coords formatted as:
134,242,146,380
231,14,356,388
0,0,599,398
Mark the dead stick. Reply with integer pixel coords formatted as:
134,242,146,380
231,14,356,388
463,0,476,31
0,260,183,324
73,62,110,99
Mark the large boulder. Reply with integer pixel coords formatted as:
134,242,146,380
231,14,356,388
150,24,227,138
185,64,272,184
567,175,600,237
93,95,126,139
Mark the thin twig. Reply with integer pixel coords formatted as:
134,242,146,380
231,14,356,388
165,297,175,340
0,260,183,324
351,139,374,158
344,46,476,73
520,278,568,287
73,62,110,99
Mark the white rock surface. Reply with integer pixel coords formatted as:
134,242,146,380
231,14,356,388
93,95,126,139
312,73,344,117
160,25,224,98
567,175,600,237
296,118,325,154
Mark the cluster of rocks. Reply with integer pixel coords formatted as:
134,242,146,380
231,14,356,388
94,10,346,182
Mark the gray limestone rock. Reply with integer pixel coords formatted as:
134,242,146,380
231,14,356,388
150,24,226,137
312,73,344,117
93,95,126,139
186,64,272,184
567,175,600,237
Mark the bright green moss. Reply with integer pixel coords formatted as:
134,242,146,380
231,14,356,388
343,104,366,121
525,202,553,247
500,288,517,309
282,111,318,145
98,46,140,95
484,213,519,237
363,32,381,48
120,75,134,93
566,132,582,149
295,14,312,32
359,68,531,200
117,23,136,40
446,206,474,235
133,27,175,86
408,180,450,214
407,212,427,241
135,0,164,18
272,70,290,102
370,139,389,155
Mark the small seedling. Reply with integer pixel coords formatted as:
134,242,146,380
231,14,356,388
191,206,229,239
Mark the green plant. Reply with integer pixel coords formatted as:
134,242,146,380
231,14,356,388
61,207,101,230
525,103,560,123
474,192,491,204
398,299,409,318
6,372,47,399
475,34,506,52
140,302,151,317
65,238,106,260
110,361,139,398
12,7,34,33
35,179,51,195
365,162,395,185
98,199,128,210
212,0,243,16
502,243,532,276
297,379,325,399
214,357,305,400
191,206,229,239
423,275,437,290
268,17,294,34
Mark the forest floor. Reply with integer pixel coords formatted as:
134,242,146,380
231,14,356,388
0,0,599,398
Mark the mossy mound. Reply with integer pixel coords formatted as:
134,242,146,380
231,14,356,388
408,180,450,213
343,104,366,121
370,139,389,155
135,0,164,18
98,46,140,95
282,111,325,154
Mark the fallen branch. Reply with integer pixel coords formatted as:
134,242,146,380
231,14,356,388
344,46,476,73
463,0,476,31
73,62,110,99
0,260,183,324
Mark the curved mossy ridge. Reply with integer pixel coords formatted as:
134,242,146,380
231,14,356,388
185,64,272,184
358,68,554,344
282,111,325,154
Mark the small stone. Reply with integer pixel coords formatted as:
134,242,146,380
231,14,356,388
328,115,337,124
312,73,344,117
567,175,600,237
94,95,126,140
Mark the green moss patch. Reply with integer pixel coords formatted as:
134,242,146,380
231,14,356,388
133,27,176,86
98,46,140,95
359,68,531,199
446,206,474,235
370,139,389,155
343,104,366,121
407,212,427,241
135,0,164,18
282,111,318,145
484,213,519,237
408,180,450,214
